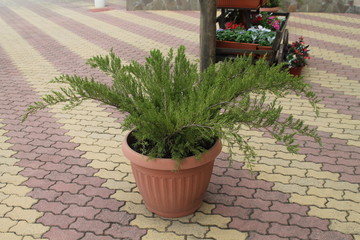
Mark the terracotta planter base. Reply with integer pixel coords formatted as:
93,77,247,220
122,132,222,218
289,67,303,76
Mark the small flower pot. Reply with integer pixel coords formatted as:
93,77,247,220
289,67,303,76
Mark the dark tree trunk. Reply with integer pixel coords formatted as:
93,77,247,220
199,0,217,72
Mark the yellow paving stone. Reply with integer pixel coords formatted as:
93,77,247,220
100,146,123,155
290,160,322,171
82,152,110,161
1,195,38,208
327,199,360,213
289,194,326,207
308,206,347,221
0,149,16,158
273,182,308,195
0,184,32,196
274,166,306,177
56,118,80,125
332,133,360,141
62,123,84,131
0,157,18,166
76,144,104,153
111,189,143,204
329,220,360,235
259,157,291,167
347,140,360,147
102,179,136,192
354,235,360,240
290,176,324,188
206,227,247,240
82,126,109,134
0,173,27,185
343,191,360,203
131,215,171,231
324,180,359,192
275,152,305,161
123,173,136,183
105,128,123,135
142,229,185,240
0,142,13,150
0,232,22,240
5,207,43,223
115,163,133,173
0,193,9,202
257,172,291,184
191,212,231,228
197,202,215,214
0,165,23,175
307,186,343,200
95,169,127,181
168,221,209,239
64,130,91,138
121,202,153,217
0,217,18,231
0,204,12,216
306,170,340,181
89,159,119,170
96,139,121,148
70,137,97,145
23,236,48,240
88,132,115,140
107,155,129,164
246,163,274,173
348,211,360,223
9,220,49,238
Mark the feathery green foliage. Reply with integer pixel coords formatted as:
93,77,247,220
23,46,321,169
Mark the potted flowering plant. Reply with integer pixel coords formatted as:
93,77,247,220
251,12,282,31
286,36,310,76
23,46,320,218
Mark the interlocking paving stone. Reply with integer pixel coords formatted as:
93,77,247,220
0,0,359,239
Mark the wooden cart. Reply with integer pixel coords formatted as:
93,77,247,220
215,2,290,65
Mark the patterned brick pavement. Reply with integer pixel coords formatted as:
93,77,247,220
0,0,359,239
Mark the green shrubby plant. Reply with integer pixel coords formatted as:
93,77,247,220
23,46,320,169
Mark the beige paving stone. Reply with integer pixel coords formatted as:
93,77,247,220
115,163,132,173
290,160,322,170
82,126,109,134
107,154,128,163
324,180,359,192
329,220,360,235
2,195,38,208
168,221,209,239
306,170,340,181
0,173,27,185
0,149,16,158
62,123,84,131
123,173,136,183
76,144,104,152
88,132,115,140
327,199,360,213
111,189,143,204
307,186,343,200
0,157,18,166
131,215,170,231
0,142,13,149
102,179,136,192
22,236,48,240
0,184,32,196
120,202,153,217
0,165,23,175
191,212,231,228
9,220,49,238
257,172,291,184
273,182,307,195
0,232,22,240
0,192,9,202
206,227,247,240
275,152,305,161
142,229,185,240
5,207,43,222
70,136,97,145
197,202,216,214
354,235,360,240
100,146,122,155
246,163,274,173
0,217,18,231
95,169,127,181
274,166,306,177
332,133,359,141
65,130,90,138
348,211,360,223
83,152,110,161
343,191,360,203
96,139,121,148
259,157,290,167
308,206,347,221
290,194,326,207
290,176,324,188
0,204,12,216
88,159,119,170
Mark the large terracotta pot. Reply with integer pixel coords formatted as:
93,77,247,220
122,132,222,218
217,0,268,8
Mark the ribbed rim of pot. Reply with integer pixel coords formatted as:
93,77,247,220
122,131,222,171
